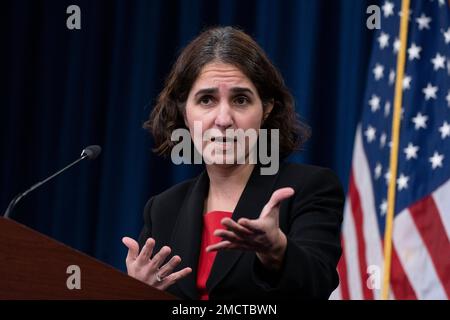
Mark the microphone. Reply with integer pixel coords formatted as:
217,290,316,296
3,145,102,219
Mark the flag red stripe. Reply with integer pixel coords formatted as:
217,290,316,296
349,172,374,300
409,196,450,298
337,235,350,300
389,241,417,299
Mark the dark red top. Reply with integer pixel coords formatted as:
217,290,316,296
196,210,232,300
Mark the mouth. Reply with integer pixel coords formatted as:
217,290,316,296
211,136,238,143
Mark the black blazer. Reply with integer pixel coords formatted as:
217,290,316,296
138,162,344,300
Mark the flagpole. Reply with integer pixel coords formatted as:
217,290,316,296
382,0,410,300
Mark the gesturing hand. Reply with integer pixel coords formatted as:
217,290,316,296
206,187,295,270
122,237,192,290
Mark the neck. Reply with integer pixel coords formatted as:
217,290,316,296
205,163,255,212
207,163,254,190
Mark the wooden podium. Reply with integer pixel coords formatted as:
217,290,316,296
0,217,175,299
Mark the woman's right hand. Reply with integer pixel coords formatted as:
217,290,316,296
122,237,192,291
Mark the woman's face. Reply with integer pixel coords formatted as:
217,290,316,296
185,62,272,166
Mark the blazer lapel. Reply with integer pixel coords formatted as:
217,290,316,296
206,164,281,292
169,171,209,299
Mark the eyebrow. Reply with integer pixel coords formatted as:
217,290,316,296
194,87,255,98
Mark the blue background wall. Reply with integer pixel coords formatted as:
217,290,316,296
1,0,377,270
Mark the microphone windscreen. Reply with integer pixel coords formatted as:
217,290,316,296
82,145,102,160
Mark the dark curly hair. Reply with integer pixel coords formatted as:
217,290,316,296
144,26,310,159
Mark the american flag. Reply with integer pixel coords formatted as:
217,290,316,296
331,0,450,299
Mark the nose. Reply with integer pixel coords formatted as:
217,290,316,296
214,102,233,130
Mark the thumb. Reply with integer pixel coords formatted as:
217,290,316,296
122,236,139,261
261,187,295,217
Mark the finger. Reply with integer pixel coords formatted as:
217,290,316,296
266,187,295,209
136,238,155,265
221,218,254,237
158,255,182,278
260,187,295,217
150,246,172,270
206,240,254,252
237,218,265,234
206,240,234,252
159,267,192,290
214,229,244,243
122,237,139,262
214,231,259,252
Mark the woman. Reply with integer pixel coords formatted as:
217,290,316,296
122,26,344,300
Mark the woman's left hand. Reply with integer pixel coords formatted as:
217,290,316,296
206,187,295,270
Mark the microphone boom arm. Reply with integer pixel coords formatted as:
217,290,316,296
3,146,100,219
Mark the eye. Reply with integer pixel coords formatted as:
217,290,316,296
234,95,250,106
198,95,214,106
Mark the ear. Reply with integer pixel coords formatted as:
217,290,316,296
263,99,275,121
178,102,189,128
183,113,188,127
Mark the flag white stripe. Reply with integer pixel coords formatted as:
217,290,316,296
431,179,450,241
342,198,364,299
329,282,342,300
393,209,447,299
352,126,384,299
